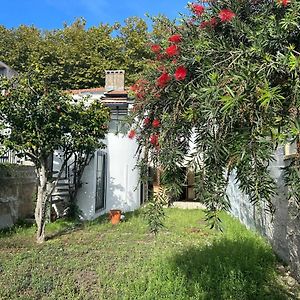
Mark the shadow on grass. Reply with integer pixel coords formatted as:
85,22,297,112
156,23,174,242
46,220,83,241
171,237,292,300
123,209,144,221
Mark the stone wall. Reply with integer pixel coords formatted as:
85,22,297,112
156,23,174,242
227,147,300,281
0,165,37,229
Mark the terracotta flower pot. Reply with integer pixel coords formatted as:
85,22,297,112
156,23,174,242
109,209,122,225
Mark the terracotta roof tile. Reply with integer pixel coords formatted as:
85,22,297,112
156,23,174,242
68,87,106,94
68,87,129,95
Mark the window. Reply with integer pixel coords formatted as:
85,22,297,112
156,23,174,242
108,106,130,134
95,151,107,211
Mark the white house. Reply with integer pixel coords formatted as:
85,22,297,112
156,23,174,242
0,64,142,220
52,70,143,220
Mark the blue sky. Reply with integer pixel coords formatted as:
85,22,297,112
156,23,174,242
1,0,189,29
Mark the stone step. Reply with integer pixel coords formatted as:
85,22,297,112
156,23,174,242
52,191,70,197
56,185,70,191
51,197,67,204
56,181,69,185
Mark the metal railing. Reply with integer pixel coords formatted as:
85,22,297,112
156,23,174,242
0,150,21,164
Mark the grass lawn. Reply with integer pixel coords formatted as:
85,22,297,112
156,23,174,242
0,208,299,300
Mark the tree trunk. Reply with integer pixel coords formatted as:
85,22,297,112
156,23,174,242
35,160,47,243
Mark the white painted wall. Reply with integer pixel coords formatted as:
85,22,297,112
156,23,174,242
227,147,300,281
54,91,141,220
105,132,140,213
76,153,98,220
76,132,140,220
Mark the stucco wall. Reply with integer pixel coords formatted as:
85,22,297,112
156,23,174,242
227,147,300,281
0,165,36,229
76,132,140,220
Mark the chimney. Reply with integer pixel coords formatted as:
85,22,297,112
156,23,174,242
105,70,125,91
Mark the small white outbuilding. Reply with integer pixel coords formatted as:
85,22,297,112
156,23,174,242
53,71,143,220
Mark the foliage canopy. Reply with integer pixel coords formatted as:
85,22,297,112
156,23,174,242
129,0,300,229
0,17,151,89
0,74,110,242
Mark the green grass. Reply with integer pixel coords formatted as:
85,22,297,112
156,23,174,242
0,208,298,299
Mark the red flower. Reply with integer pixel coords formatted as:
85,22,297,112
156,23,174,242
136,92,145,100
151,44,161,53
156,72,171,88
210,17,218,27
191,4,205,16
218,9,236,22
156,53,164,61
152,119,160,128
150,134,159,146
130,79,149,100
279,0,289,6
174,66,187,81
200,17,218,29
200,21,209,29
130,84,137,92
143,117,151,125
128,129,136,139
166,44,179,57
168,34,182,44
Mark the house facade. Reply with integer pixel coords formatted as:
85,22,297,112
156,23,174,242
52,71,143,220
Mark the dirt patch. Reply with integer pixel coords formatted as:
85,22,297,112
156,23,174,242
187,227,210,236
75,269,99,292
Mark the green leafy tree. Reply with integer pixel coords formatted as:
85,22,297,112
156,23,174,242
129,0,300,230
116,17,152,85
0,74,110,243
0,18,152,89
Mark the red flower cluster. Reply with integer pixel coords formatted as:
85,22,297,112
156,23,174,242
279,0,289,6
150,134,159,146
200,17,218,29
191,3,205,16
156,72,171,88
174,66,187,81
151,44,161,53
152,119,160,128
128,129,136,139
168,34,182,44
130,79,148,100
218,9,236,22
166,44,179,57
143,117,151,125
156,53,164,61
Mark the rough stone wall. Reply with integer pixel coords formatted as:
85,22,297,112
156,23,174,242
227,147,300,281
0,166,37,229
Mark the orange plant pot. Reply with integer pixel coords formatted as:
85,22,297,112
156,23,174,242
109,209,122,225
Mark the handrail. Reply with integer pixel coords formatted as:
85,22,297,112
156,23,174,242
0,150,19,164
